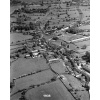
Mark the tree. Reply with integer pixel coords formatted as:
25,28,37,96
82,51,90,63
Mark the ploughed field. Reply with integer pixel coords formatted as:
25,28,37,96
10,0,90,100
